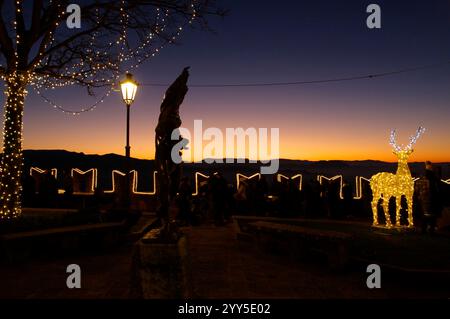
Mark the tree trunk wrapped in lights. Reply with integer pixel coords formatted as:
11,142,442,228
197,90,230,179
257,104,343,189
0,1,223,220
0,73,27,219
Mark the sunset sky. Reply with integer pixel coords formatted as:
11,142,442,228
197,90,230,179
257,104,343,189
2,0,450,162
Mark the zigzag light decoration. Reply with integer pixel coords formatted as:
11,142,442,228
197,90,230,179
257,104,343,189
104,170,157,195
71,168,98,194
236,173,261,190
277,174,303,191
17,168,448,200
316,175,344,199
132,171,157,195
104,170,131,194
354,176,371,199
193,172,210,196
30,167,58,179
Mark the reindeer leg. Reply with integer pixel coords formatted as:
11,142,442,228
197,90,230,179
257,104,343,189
371,196,379,226
382,197,392,228
395,196,401,227
407,196,414,228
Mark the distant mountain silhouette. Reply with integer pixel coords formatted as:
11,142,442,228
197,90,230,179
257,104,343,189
19,150,449,192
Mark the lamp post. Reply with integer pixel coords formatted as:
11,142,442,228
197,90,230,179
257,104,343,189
120,73,139,158
120,73,138,209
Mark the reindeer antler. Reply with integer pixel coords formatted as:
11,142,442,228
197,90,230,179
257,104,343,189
406,126,426,150
390,130,402,152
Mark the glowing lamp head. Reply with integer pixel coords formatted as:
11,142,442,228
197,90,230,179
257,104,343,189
120,73,138,105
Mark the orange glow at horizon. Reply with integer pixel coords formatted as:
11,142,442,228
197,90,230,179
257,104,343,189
16,81,450,164
22,122,450,163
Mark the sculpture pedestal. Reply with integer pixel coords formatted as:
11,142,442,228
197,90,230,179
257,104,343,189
130,228,191,299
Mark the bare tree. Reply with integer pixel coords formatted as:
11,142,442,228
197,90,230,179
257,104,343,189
0,0,224,220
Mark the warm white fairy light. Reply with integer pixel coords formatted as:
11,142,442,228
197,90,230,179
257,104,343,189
104,170,133,194
71,168,98,194
354,176,371,199
0,71,30,219
35,1,198,116
0,1,201,219
132,171,157,195
103,170,157,195
389,130,402,153
193,172,210,196
277,174,303,191
371,127,426,228
355,176,421,200
236,173,261,190
30,167,58,179
317,175,344,199
406,127,426,150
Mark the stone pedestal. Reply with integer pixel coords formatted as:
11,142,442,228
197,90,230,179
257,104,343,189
130,229,191,299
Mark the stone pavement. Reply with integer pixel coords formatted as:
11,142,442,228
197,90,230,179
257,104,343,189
0,247,132,299
0,224,446,298
184,225,386,299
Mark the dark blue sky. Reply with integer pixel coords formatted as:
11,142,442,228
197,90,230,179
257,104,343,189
6,0,450,161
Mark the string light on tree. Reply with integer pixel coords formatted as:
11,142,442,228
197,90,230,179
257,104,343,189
34,1,199,116
0,0,220,219
0,72,29,219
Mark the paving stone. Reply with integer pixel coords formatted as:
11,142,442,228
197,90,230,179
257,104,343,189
0,223,447,298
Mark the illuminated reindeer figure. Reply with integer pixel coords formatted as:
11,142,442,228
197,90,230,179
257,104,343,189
370,127,426,228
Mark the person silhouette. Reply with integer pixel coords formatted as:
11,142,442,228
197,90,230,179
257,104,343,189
415,161,443,234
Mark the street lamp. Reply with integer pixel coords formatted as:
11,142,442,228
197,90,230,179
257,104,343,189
120,73,138,158
120,73,138,211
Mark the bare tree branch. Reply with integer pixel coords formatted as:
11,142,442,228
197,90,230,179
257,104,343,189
0,0,15,68
0,0,223,89
0,0,225,85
